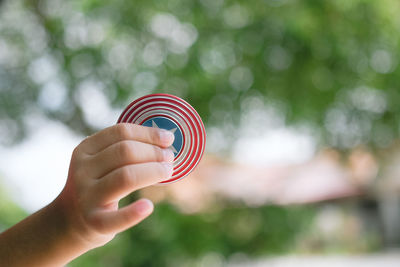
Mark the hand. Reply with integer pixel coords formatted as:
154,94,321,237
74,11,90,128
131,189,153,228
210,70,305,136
0,123,175,266
56,123,175,249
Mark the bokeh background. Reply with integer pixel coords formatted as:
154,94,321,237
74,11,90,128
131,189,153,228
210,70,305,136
1,0,400,266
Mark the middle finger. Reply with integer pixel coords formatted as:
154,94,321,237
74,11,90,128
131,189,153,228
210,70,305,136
86,140,174,179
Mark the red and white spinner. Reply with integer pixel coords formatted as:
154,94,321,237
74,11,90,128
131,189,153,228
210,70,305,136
118,94,206,184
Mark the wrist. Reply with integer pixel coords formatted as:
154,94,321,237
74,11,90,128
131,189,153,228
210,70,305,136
53,190,114,251
0,194,95,267
48,194,94,255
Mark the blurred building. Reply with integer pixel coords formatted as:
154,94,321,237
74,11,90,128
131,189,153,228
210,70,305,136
142,145,400,249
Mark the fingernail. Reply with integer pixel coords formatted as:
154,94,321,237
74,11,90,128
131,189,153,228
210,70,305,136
136,199,154,216
161,162,174,179
163,149,175,163
159,129,174,145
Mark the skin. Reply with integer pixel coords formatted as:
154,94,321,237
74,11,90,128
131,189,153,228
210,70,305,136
0,123,175,267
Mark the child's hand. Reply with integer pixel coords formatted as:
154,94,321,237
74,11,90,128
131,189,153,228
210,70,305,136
0,123,175,266
56,123,175,249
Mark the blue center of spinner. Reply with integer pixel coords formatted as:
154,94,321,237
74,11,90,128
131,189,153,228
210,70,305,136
142,116,183,157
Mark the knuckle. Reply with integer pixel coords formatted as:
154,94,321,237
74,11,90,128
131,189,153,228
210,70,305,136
116,141,135,161
115,123,132,140
154,146,165,161
73,146,91,163
73,143,81,154
72,145,83,160
119,167,137,189
75,138,87,151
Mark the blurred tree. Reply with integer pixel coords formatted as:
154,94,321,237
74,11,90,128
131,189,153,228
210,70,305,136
0,0,399,151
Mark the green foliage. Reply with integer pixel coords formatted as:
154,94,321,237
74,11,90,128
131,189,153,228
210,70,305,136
0,0,399,150
70,202,315,267
0,183,27,231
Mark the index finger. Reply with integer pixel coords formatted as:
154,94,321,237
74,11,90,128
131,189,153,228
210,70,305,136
80,123,175,155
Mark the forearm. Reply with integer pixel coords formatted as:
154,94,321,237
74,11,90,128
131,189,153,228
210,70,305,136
0,197,90,267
